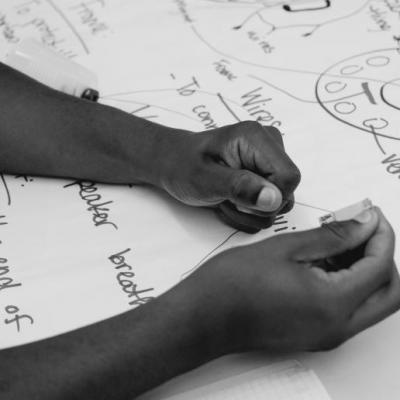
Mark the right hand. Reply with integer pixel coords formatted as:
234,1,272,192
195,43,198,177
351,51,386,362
188,207,400,353
160,121,300,233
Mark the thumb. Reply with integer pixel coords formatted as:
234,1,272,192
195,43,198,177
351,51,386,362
219,165,282,211
290,207,379,262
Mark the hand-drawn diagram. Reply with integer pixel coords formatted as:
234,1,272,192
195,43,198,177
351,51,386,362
188,0,371,64
316,48,400,141
209,0,369,38
0,0,111,59
1,0,400,350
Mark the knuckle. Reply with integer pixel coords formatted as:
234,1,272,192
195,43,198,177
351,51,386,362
236,120,262,134
265,125,283,140
280,198,295,214
278,164,301,193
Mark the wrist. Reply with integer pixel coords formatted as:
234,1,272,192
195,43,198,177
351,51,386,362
180,258,243,358
150,127,193,189
124,117,193,189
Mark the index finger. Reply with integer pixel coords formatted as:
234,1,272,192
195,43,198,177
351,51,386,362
252,127,301,200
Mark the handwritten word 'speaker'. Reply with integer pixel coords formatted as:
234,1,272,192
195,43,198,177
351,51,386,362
64,180,118,230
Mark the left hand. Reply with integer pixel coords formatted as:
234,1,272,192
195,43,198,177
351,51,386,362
160,121,301,233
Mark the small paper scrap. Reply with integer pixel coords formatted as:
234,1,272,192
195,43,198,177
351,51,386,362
165,360,331,400
319,198,373,225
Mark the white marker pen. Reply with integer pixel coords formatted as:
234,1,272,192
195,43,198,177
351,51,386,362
5,38,99,101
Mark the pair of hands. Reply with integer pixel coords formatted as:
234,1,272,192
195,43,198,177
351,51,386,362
159,121,399,352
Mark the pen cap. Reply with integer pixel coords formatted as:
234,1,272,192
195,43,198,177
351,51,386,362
5,38,98,98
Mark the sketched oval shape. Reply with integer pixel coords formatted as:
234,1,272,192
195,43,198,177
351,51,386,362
315,48,400,141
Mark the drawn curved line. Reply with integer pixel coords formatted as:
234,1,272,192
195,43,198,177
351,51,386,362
181,229,240,280
45,0,90,54
229,0,370,37
179,199,332,279
102,88,178,98
313,0,371,29
233,6,269,29
249,74,391,106
103,98,200,123
249,74,317,103
217,93,241,122
192,26,400,88
294,201,331,213
380,79,400,111
103,88,247,123
315,48,400,141
369,125,387,155
102,88,242,108
0,174,11,206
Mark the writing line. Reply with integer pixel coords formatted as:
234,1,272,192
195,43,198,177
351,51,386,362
45,0,90,54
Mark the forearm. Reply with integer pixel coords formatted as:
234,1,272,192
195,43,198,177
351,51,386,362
0,275,228,400
0,62,186,186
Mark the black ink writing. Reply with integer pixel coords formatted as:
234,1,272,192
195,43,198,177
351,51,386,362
70,1,109,35
173,0,194,23
0,13,19,43
176,76,200,96
4,305,34,333
382,153,400,176
192,105,218,130
368,5,391,32
64,180,118,230
213,59,237,81
247,31,275,54
241,87,282,127
109,249,154,307
0,257,22,293
273,215,296,233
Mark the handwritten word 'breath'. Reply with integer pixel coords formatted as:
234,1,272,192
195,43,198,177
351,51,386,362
109,249,154,307
64,180,118,230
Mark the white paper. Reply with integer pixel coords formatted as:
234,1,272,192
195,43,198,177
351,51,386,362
0,0,399,348
164,360,332,400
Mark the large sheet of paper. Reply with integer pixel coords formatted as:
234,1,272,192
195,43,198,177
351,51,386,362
0,0,399,350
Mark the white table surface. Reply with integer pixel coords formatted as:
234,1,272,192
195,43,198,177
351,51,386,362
138,311,400,400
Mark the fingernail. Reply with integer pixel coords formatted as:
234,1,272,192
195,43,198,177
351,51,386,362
236,205,257,215
256,187,280,211
353,209,373,223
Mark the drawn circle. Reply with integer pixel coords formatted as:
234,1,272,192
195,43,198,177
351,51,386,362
316,48,400,140
380,78,400,111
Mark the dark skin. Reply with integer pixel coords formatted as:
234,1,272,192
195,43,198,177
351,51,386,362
0,62,298,233
0,63,399,399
